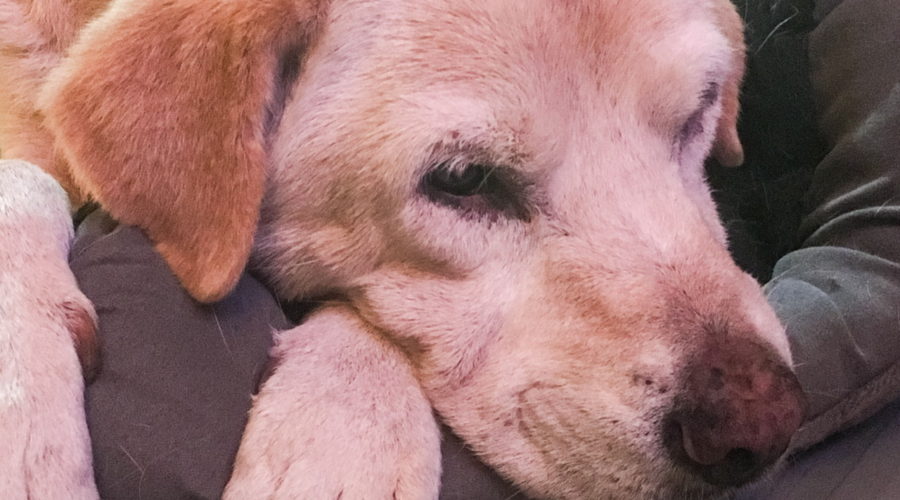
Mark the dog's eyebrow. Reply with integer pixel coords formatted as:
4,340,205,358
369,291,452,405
429,129,535,176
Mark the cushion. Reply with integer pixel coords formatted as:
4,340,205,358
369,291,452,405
765,0,900,450
73,213,287,499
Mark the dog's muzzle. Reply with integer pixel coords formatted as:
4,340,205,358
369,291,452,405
663,338,807,487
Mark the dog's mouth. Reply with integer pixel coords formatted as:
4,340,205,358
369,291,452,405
438,334,806,499
511,400,801,498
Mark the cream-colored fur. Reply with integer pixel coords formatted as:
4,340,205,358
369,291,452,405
224,306,441,499
0,161,98,500
0,0,805,498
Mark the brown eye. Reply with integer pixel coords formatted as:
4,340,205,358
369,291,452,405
677,81,721,151
425,163,493,197
420,162,531,221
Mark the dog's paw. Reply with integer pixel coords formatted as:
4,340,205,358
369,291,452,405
0,295,100,500
0,159,100,377
0,159,99,499
224,306,441,500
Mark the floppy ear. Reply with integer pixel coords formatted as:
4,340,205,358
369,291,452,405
710,0,746,167
42,0,321,302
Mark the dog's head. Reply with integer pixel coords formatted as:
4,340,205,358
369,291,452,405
44,0,805,497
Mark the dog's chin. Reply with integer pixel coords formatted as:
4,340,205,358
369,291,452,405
648,459,762,500
489,412,785,499
504,422,788,499
515,456,742,500
501,459,735,500
648,477,732,500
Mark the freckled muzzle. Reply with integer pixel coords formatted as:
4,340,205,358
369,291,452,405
662,338,807,487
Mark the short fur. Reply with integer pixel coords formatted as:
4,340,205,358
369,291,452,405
224,306,442,499
0,1,805,498
0,161,97,499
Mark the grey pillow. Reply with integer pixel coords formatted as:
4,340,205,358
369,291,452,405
765,0,900,450
73,214,286,499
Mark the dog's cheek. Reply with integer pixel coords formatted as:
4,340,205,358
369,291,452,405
427,320,680,500
59,298,100,382
349,267,517,391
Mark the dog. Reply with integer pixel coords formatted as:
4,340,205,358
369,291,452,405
0,0,808,498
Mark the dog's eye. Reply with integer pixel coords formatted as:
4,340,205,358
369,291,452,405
676,81,721,154
421,162,530,221
677,108,706,147
426,163,493,197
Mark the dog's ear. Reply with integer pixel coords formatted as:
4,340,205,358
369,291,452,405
42,0,321,302
710,0,746,167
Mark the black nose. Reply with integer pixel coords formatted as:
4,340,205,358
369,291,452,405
663,339,807,487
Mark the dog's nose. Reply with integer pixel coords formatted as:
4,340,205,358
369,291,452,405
663,338,806,487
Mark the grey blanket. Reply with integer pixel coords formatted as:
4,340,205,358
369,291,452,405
766,0,900,451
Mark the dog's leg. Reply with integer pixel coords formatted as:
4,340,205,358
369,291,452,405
0,160,99,499
224,305,441,500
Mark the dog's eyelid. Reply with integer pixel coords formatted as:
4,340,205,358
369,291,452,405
676,108,707,149
418,158,533,222
674,80,723,151
699,81,720,108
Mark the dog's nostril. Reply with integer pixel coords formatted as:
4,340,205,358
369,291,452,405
723,448,757,474
664,415,773,487
678,417,729,466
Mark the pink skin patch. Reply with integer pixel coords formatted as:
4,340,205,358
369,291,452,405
61,300,101,382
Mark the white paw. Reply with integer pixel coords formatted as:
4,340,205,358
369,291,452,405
224,306,441,500
0,159,99,499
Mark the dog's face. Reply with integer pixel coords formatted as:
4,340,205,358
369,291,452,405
252,1,803,497
42,0,805,497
